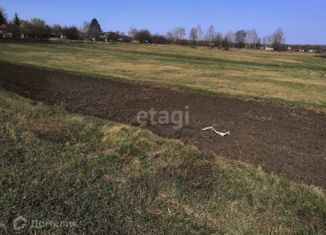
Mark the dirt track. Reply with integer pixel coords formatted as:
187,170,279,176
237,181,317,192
1,62,325,187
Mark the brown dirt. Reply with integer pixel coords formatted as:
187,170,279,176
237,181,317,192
0,62,325,187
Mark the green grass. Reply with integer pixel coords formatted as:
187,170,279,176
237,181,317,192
0,89,325,233
0,42,325,111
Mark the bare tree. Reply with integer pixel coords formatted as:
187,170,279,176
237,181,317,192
214,32,223,47
166,31,174,41
168,27,186,42
235,30,247,49
52,24,62,38
226,31,234,48
174,27,186,40
81,21,90,38
263,35,273,47
196,25,203,41
206,25,216,42
272,28,285,51
189,27,198,44
222,32,234,49
246,29,259,48
128,27,138,38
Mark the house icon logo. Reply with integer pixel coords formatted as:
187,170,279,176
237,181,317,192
13,216,27,231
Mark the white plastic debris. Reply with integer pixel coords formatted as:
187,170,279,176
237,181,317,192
202,126,230,136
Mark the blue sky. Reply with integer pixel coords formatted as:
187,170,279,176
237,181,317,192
1,0,325,44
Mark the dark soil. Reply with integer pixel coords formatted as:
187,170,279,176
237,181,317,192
1,62,325,187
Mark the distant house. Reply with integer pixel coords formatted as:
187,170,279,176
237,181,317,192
100,32,119,42
287,46,292,51
0,28,13,39
265,46,274,51
0,24,6,38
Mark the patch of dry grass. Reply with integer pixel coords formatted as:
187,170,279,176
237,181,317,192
0,42,325,111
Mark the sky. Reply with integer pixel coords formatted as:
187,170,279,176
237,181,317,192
1,0,325,44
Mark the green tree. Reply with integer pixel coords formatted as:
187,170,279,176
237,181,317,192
63,26,80,40
21,18,51,39
13,12,21,26
88,18,102,39
0,7,7,25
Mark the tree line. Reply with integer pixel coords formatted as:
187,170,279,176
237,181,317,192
0,7,287,50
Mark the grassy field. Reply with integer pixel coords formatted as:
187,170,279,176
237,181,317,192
0,42,325,111
0,89,325,233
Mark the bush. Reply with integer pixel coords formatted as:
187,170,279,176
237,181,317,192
134,30,151,43
63,26,80,40
151,35,168,44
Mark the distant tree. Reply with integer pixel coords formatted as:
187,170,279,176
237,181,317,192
206,25,216,42
189,27,198,44
226,31,234,48
13,12,21,26
179,27,186,40
63,26,80,40
88,18,102,39
214,32,223,47
255,38,262,48
166,27,185,42
19,18,51,39
30,18,46,29
134,29,151,43
128,27,138,38
272,28,285,51
173,27,186,41
246,29,259,48
222,36,229,49
151,35,168,44
52,24,62,38
221,32,234,49
3,12,21,38
235,30,247,49
196,25,203,41
0,7,7,25
263,35,274,47
81,21,90,38
166,31,174,41
20,20,30,30
24,18,51,39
